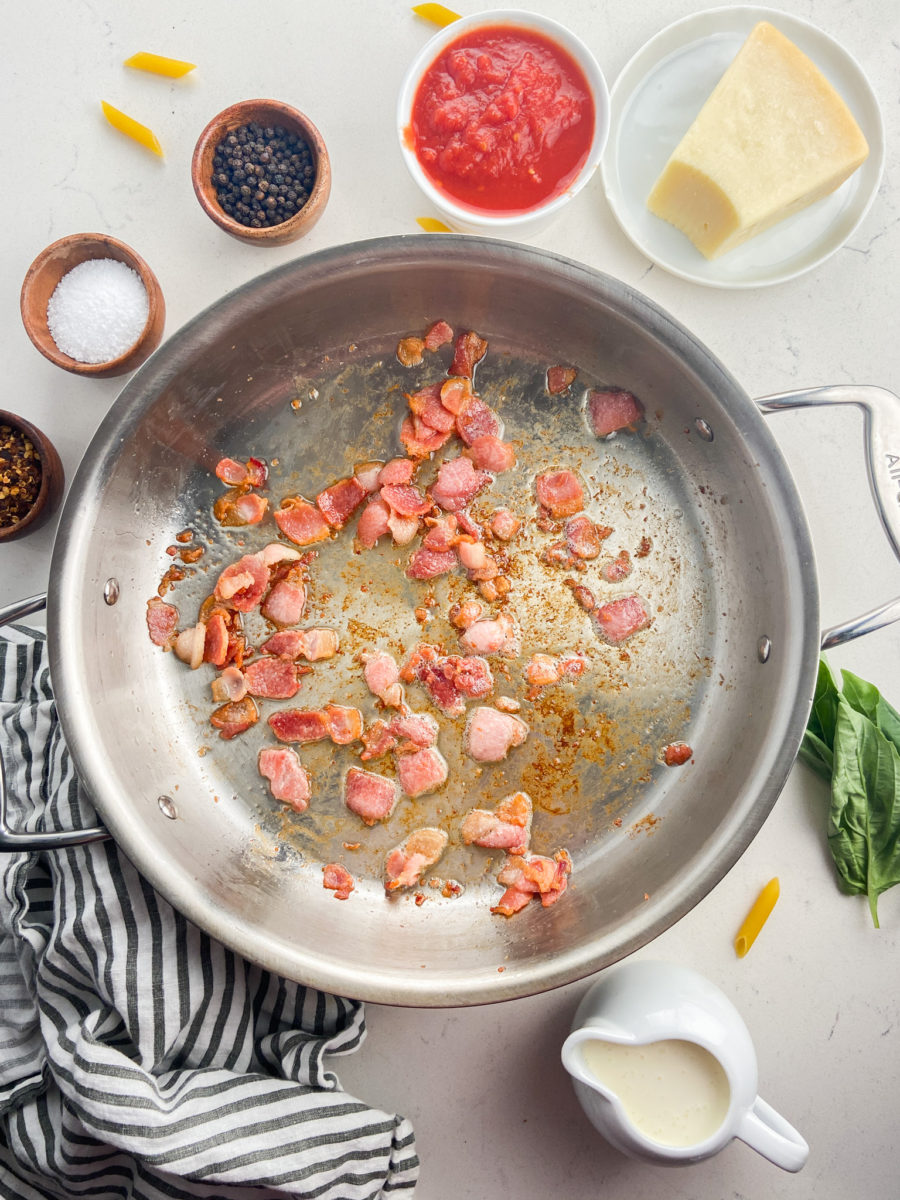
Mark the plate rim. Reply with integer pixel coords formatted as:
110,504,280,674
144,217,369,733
600,4,886,289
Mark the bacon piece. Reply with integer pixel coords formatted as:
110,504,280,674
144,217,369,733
424,319,453,350
588,388,645,437
495,695,521,713
202,611,229,667
260,543,303,568
361,650,403,708
449,330,488,378
354,462,384,493
360,720,397,761
593,595,651,645
439,376,473,415
389,712,439,752
460,612,519,657
345,767,399,825
421,511,458,551
242,656,303,700
215,457,249,485
547,365,577,394
387,510,421,546
261,628,339,661
173,621,207,670
396,746,448,798
636,535,652,558
378,458,416,487
535,470,584,519
600,550,633,582
461,791,532,854
397,335,425,367
400,415,452,458
146,597,178,647
214,553,269,612
323,863,355,900
407,382,457,433
448,599,483,630
492,849,572,915
210,665,247,704
316,477,367,529
274,497,331,546
489,509,521,541
430,456,491,512
566,514,607,560
268,708,330,744
325,704,363,745
399,642,441,683
214,489,269,527
564,578,597,612
412,652,494,717
467,435,516,473
464,707,529,763
258,746,311,811
210,696,259,740
664,741,693,766
525,652,586,699
261,568,307,626
456,396,501,446
406,547,458,580
384,827,449,891
380,482,432,517
357,497,391,549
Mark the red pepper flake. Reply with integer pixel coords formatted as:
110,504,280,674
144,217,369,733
0,424,41,528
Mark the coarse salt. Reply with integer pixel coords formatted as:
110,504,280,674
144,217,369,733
46,257,149,364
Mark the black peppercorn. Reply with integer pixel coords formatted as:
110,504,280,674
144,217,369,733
210,121,316,229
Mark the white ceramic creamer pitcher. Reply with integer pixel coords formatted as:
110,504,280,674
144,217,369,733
561,960,809,1171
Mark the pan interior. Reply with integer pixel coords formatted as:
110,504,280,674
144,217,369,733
51,238,817,1005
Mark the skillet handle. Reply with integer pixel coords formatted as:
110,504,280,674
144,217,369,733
0,593,108,851
757,385,900,650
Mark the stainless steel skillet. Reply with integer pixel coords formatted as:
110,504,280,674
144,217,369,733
3,235,899,1006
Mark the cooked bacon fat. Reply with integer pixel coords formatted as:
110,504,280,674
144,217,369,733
210,696,259,740
547,366,577,394
258,747,311,811
461,791,532,855
449,330,488,379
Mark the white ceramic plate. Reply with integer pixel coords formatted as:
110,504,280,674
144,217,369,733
600,5,885,288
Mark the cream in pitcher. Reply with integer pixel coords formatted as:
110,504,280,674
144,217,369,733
561,960,809,1171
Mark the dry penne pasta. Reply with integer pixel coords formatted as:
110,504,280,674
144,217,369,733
416,217,452,233
411,3,461,27
734,877,780,957
124,52,196,78
101,101,164,157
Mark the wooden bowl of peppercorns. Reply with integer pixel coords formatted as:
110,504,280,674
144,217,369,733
0,411,64,542
191,99,331,245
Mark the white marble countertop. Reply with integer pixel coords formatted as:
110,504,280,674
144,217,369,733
3,1,900,1196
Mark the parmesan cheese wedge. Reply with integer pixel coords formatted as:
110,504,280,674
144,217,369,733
647,22,869,259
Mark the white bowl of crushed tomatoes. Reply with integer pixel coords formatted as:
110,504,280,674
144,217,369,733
398,9,610,236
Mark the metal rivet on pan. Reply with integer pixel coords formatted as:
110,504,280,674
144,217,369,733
103,578,120,605
157,795,178,820
758,636,772,663
695,418,714,442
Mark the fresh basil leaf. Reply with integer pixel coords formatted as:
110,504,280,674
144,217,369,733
829,697,900,928
807,657,841,747
798,730,833,781
840,669,900,754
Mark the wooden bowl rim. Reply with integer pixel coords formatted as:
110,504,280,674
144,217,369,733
0,409,64,540
190,98,331,244
20,232,165,377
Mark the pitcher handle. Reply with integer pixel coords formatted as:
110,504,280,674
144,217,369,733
737,1095,809,1173
757,385,900,649
0,593,108,851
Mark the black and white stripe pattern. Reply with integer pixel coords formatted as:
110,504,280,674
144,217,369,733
0,626,419,1199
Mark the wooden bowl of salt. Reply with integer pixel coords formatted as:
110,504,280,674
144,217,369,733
20,233,166,378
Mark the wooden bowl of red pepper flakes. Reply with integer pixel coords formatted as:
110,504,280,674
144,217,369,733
0,411,64,542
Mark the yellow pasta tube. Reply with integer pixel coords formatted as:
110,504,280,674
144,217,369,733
416,217,452,232
411,3,461,27
734,877,780,957
100,101,164,158
124,52,197,78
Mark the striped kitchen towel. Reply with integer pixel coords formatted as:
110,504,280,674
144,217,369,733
0,625,419,1200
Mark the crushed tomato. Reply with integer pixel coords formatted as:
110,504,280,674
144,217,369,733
408,24,595,214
